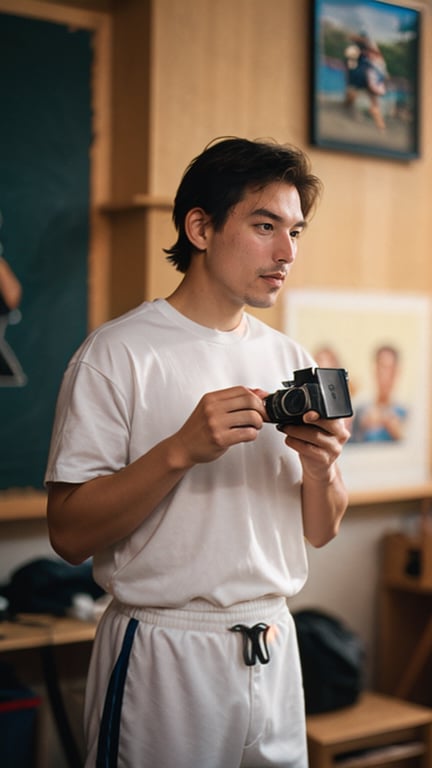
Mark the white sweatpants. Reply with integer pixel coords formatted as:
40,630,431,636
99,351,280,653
84,597,308,768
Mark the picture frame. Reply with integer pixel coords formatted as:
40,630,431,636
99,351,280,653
284,289,431,496
310,0,421,160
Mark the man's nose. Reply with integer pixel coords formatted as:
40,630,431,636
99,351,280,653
273,233,296,264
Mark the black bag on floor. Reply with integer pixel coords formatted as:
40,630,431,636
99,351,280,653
293,608,365,714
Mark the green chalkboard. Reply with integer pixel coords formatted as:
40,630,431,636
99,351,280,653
0,13,92,489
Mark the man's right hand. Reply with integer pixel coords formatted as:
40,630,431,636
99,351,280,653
171,386,267,466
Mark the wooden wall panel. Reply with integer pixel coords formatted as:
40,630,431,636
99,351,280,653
111,0,151,202
149,0,310,195
146,209,179,301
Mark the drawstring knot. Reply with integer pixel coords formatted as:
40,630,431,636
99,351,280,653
229,622,271,666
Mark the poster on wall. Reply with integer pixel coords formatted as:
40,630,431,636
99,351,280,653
285,289,431,494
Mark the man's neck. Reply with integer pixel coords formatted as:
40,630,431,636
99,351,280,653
166,276,245,332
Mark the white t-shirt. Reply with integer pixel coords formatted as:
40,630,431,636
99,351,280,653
45,299,315,608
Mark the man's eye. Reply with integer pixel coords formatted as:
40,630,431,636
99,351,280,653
257,222,274,232
290,229,303,239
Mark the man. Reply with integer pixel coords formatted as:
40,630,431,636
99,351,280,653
45,137,350,767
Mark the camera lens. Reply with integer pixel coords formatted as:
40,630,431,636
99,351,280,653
280,388,307,416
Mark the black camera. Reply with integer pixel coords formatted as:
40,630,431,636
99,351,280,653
264,367,353,426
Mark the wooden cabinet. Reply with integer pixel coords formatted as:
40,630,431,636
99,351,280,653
378,531,432,706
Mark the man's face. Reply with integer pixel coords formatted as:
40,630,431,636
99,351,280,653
201,182,306,310
375,349,398,397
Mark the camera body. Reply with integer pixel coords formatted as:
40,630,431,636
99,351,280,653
264,367,353,426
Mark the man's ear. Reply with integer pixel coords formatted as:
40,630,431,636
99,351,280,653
184,208,212,251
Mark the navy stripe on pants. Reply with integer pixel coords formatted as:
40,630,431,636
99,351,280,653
96,618,139,768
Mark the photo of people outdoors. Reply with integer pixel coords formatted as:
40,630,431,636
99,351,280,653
311,0,420,159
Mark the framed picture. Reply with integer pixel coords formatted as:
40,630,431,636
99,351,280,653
310,0,421,160
285,289,431,495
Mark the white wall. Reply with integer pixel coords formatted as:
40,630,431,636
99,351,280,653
0,520,57,585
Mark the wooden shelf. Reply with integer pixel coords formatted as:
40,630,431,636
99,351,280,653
349,482,432,508
384,580,432,595
0,489,47,521
334,741,425,767
0,614,97,652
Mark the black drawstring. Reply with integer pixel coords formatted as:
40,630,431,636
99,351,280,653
229,622,271,666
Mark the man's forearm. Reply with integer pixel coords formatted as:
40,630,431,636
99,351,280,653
301,463,348,547
47,434,193,565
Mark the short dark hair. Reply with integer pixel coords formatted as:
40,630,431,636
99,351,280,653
164,136,323,273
